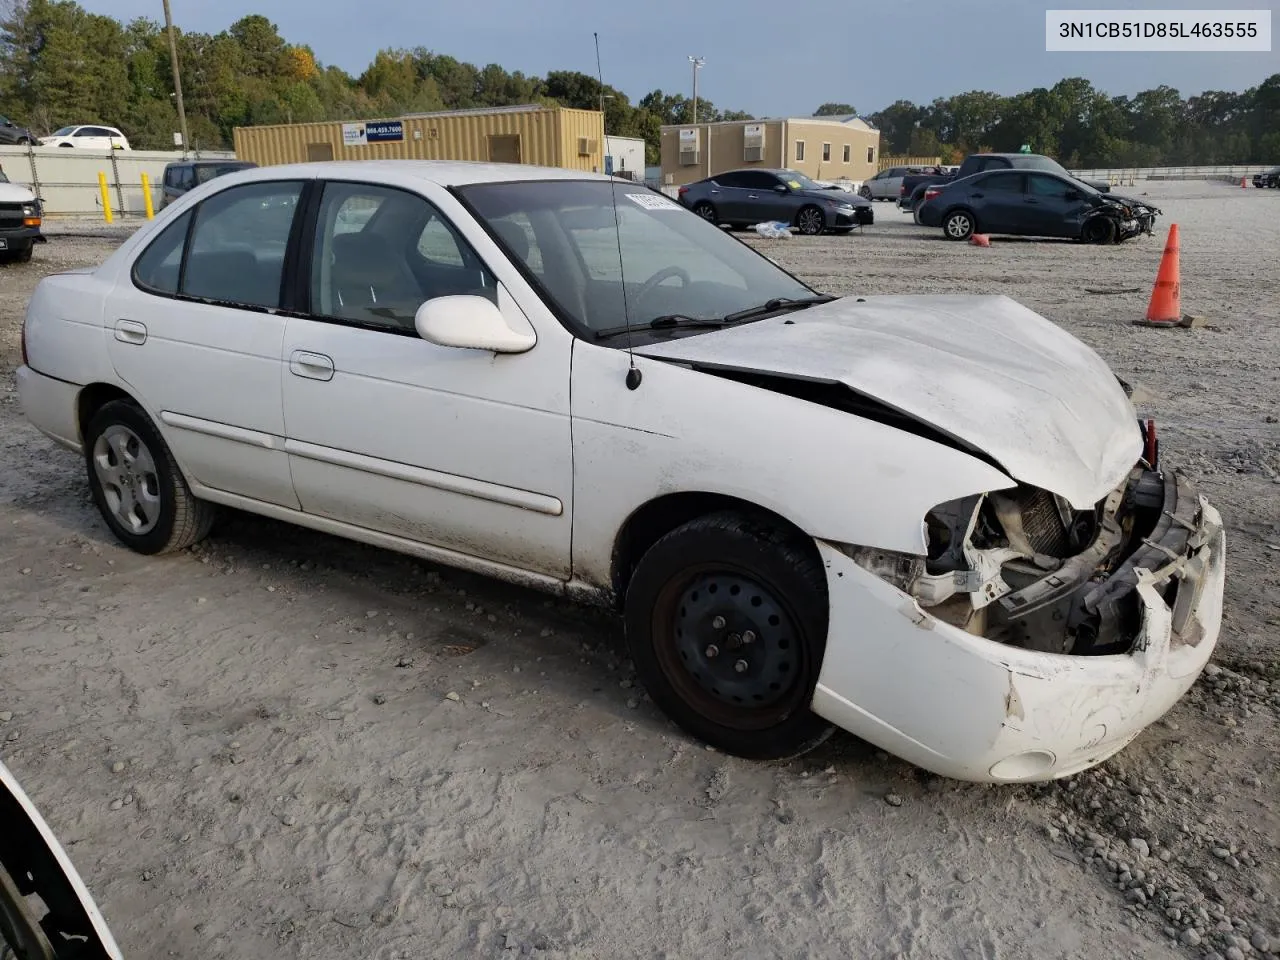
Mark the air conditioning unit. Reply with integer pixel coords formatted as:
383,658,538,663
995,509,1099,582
577,137,599,156
743,122,765,163
679,149,700,166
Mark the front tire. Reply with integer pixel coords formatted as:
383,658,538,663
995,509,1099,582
858,186,872,200
1082,216,1117,244
624,511,835,760
84,399,216,555
795,205,826,236
943,208,975,240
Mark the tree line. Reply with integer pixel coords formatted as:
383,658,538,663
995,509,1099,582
1,2,1276,168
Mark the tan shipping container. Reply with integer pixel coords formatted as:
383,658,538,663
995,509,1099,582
233,106,604,172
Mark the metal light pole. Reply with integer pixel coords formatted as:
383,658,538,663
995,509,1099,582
162,0,190,156
688,56,705,123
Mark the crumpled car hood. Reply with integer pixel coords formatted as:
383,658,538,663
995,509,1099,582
635,294,1143,509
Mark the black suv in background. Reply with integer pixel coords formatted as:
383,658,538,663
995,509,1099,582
1252,166,1279,188
160,159,257,208
0,114,36,145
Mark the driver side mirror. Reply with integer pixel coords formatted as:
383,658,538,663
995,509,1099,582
1064,189,1081,201
415,295,535,354
774,183,789,193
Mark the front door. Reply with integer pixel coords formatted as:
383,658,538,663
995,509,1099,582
280,179,573,577
1025,173,1091,238
742,171,793,222
105,178,305,508
488,135,522,164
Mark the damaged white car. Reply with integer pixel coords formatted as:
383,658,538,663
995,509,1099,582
16,162,1225,783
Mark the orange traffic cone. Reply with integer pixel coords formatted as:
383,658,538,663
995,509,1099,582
1240,176,1247,188
1135,224,1181,327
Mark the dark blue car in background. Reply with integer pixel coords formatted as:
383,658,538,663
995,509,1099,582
917,168,1159,244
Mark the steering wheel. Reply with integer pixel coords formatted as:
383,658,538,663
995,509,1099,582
634,265,691,307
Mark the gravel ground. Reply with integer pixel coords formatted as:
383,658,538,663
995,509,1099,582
1,181,1277,960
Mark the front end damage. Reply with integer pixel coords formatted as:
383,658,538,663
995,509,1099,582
810,452,1225,783
1098,194,1160,241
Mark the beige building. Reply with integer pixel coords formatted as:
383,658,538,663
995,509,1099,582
233,104,604,171
659,115,880,186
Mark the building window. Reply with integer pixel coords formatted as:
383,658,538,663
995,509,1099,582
822,142,831,162
843,144,851,163
867,146,875,164
795,140,805,162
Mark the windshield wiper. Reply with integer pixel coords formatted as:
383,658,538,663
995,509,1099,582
721,294,835,324
594,314,728,340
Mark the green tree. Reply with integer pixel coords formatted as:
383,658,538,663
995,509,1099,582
814,101,855,116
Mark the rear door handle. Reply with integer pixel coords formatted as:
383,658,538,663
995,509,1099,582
289,350,334,381
971,192,984,199
113,319,147,345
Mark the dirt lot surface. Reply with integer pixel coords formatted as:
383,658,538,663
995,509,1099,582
2,182,1277,960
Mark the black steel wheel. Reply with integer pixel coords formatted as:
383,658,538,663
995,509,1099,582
692,201,717,224
1082,216,1117,244
858,185,872,200
795,205,826,236
624,511,834,760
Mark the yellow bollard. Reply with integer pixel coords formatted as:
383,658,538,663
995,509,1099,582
97,171,113,224
141,172,154,219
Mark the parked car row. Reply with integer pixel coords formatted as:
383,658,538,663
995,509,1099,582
677,168,874,235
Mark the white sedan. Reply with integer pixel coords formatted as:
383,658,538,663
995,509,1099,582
16,161,1226,782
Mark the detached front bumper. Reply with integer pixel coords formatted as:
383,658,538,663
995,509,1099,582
810,472,1225,783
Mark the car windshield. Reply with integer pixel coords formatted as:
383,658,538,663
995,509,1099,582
52,126,76,136
778,169,822,191
457,180,816,340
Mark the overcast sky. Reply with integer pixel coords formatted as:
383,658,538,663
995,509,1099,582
93,0,1279,115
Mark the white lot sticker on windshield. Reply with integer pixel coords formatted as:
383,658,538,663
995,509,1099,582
625,192,682,211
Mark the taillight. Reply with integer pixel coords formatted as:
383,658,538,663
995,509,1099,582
924,188,942,201
899,184,907,196
677,186,689,196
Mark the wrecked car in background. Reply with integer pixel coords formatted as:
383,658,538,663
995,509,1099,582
1,758,123,959
17,161,1222,784
918,168,1159,243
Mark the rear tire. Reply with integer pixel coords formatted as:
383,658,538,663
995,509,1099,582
943,208,975,240
84,399,216,555
692,201,717,224
624,511,835,760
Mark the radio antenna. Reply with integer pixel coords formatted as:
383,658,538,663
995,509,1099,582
595,30,641,390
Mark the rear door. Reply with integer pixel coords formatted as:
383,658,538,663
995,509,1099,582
968,171,1026,234
105,177,307,507
708,171,752,221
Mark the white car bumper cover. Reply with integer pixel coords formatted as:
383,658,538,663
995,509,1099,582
16,365,82,453
810,484,1225,783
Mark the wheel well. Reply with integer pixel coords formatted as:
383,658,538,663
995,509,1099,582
610,492,815,609
76,383,134,442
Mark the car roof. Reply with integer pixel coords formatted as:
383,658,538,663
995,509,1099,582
226,159,616,187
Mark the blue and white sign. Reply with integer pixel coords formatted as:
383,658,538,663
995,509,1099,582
341,120,405,146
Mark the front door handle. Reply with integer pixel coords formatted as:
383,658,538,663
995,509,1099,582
971,192,985,199
113,319,147,345
289,350,334,382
